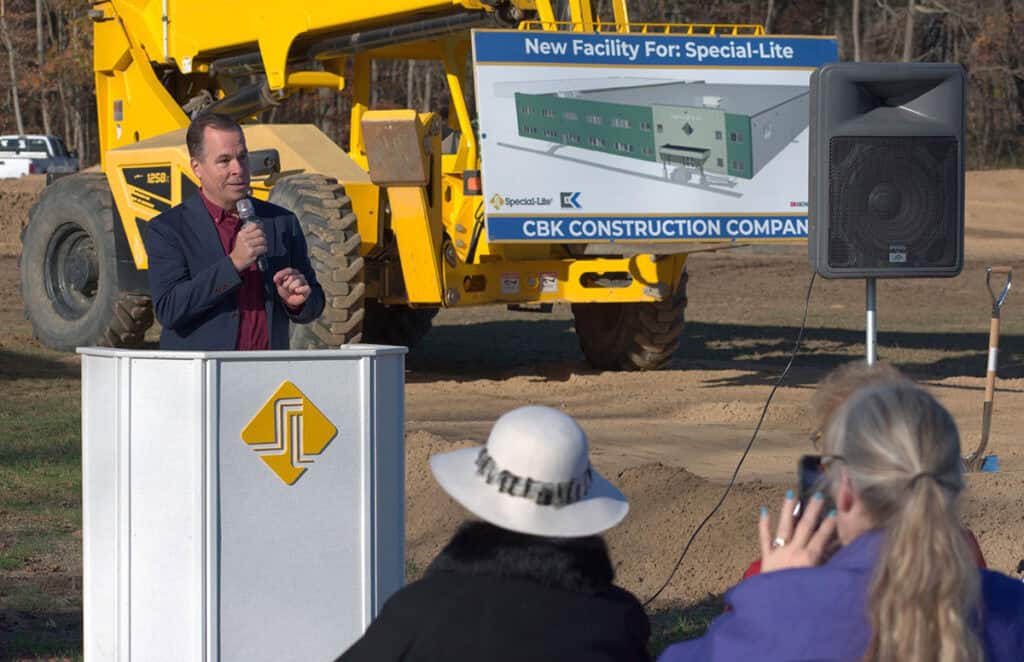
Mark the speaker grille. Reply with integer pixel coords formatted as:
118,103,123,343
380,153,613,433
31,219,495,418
828,136,958,271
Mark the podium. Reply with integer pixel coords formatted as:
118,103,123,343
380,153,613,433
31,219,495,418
79,347,407,661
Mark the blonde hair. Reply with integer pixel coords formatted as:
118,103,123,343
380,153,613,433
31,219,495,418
823,381,983,662
809,361,909,437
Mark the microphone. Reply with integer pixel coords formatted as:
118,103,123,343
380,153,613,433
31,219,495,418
235,197,267,272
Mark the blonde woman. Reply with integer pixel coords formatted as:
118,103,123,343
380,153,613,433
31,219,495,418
660,380,1024,662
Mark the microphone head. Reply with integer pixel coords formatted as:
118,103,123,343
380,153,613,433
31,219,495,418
235,197,255,221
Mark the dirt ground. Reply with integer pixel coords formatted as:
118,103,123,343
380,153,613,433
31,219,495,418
0,175,45,257
1,170,1023,612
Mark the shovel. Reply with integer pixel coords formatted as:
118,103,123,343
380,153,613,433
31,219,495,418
965,266,1012,472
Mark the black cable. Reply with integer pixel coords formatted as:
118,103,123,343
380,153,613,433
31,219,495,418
466,202,485,264
641,271,817,608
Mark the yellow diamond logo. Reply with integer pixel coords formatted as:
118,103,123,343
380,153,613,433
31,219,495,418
240,381,338,485
490,193,505,210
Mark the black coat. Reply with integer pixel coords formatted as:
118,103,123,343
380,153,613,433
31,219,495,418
337,522,650,662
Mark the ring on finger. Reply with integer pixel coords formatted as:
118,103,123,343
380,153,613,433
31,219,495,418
772,537,787,549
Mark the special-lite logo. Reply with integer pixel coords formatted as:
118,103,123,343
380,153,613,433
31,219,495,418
240,381,338,485
489,193,554,210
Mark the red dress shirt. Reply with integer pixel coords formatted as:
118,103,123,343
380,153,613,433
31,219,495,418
199,190,270,350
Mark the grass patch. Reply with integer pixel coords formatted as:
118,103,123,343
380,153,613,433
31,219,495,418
0,392,81,504
0,575,81,612
0,380,83,657
405,559,424,582
0,610,83,661
649,594,726,657
0,393,81,537
0,531,75,573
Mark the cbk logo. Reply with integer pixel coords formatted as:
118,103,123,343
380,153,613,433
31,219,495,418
490,193,505,210
241,381,337,485
561,192,582,209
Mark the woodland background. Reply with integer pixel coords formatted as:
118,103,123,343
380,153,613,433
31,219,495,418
1,0,1021,169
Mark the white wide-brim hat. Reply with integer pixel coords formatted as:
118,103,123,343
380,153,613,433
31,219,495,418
430,405,628,538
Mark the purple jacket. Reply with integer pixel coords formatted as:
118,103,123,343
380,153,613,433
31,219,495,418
659,530,1024,662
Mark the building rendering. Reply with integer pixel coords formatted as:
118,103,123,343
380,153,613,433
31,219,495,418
514,81,809,179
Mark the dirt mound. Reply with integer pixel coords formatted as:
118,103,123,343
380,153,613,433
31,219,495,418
405,426,1024,607
404,430,477,568
962,472,1024,577
964,169,1024,259
673,401,807,426
608,464,773,603
0,175,45,256
405,428,777,605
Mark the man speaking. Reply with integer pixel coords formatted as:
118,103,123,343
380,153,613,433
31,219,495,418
145,113,325,350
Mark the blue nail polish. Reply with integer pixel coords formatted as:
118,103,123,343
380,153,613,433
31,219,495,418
828,509,837,518
813,492,824,501
785,490,794,500
760,506,768,517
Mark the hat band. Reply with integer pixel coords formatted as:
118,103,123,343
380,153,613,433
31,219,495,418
475,447,593,507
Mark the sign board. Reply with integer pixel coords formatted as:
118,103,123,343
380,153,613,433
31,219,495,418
472,30,838,243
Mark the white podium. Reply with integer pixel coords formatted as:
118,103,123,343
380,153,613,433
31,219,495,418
79,347,407,662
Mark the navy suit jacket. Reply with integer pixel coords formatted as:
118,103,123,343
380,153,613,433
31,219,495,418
145,194,325,350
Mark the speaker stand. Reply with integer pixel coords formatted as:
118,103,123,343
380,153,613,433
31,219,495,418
865,278,877,365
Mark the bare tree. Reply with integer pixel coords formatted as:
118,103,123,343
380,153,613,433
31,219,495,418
422,65,433,112
0,0,25,134
853,0,862,61
1004,0,1024,134
764,0,790,35
0,0,1019,168
406,60,415,108
902,0,916,61
36,0,50,134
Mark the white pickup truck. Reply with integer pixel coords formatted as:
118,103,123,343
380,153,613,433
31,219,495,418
0,135,79,179
0,155,38,178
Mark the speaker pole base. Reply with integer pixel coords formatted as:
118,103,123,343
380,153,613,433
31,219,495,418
866,278,877,365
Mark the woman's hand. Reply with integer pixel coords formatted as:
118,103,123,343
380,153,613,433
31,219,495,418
758,491,837,573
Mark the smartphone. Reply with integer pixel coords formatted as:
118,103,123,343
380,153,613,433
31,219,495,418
795,454,834,520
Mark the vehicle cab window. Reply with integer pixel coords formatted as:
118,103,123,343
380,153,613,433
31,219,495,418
51,138,69,157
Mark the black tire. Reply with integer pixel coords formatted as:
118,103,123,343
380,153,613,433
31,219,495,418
19,172,153,351
363,301,438,348
268,174,364,349
571,270,688,371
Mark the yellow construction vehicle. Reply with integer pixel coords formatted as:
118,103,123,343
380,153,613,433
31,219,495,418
19,0,764,369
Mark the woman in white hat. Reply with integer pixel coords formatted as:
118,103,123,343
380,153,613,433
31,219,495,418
336,405,649,661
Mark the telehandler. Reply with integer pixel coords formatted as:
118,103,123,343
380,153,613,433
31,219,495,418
19,0,763,369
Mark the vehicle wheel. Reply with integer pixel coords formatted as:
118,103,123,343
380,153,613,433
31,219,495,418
363,302,438,348
571,270,687,371
268,174,364,349
19,172,153,351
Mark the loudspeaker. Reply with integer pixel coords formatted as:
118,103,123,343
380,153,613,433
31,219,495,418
808,62,966,278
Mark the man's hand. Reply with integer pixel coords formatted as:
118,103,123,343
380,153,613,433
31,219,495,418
273,267,311,309
229,223,267,271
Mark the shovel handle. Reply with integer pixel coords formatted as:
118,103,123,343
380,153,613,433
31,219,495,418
984,317,1000,401
968,267,1011,470
987,267,1012,317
